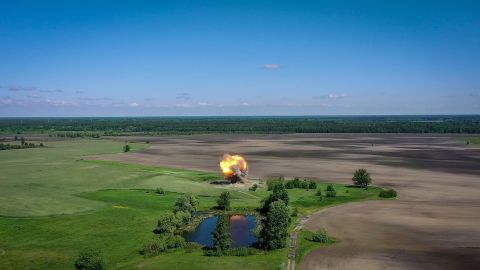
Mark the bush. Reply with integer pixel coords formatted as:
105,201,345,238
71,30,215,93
316,189,323,200
379,189,397,198
226,247,257,256
185,242,202,253
249,184,258,191
291,207,298,217
308,181,317,189
310,230,329,243
142,234,186,256
74,249,105,270
155,187,165,194
203,247,257,257
299,180,309,189
266,177,284,191
142,239,167,257
326,185,336,198
123,144,130,152
162,233,186,249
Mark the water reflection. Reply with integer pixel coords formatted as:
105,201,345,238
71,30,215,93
183,215,257,247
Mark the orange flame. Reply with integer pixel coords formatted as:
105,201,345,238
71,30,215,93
220,154,248,180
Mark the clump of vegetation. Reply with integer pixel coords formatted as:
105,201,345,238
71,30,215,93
123,144,131,152
142,234,186,257
284,177,316,190
379,189,397,198
74,248,105,270
291,207,298,217
155,187,165,195
326,185,336,198
266,177,284,191
310,230,329,243
154,212,179,234
249,183,258,191
204,247,257,257
216,191,231,210
173,193,198,214
352,168,372,188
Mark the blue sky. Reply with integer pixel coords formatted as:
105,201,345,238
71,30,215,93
0,0,479,116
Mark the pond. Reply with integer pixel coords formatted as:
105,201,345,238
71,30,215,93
184,215,257,247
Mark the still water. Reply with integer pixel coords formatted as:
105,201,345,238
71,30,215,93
184,215,257,247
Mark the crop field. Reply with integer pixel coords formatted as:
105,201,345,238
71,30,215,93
0,139,383,269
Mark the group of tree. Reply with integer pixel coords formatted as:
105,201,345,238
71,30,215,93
3,116,480,135
258,183,291,250
123,144,131,152
315,185,337,200
147,193,199,256
1,137,44,151
285,177,317,189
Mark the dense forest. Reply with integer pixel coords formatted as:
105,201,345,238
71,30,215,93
0,115,479,135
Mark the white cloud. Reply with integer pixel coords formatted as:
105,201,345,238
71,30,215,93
129,102,139,107
263,64,281,69
328,93,349,99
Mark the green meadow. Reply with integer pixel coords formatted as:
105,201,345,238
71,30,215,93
0,139,385,269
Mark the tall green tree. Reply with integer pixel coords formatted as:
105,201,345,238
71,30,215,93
216,191,231,211
260,183,289,214
173,194,198,214
352,168,372,188
259,200,290,250
212,215,232,254
154,212,178,234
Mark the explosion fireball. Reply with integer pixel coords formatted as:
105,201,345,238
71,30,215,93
220,154,248,182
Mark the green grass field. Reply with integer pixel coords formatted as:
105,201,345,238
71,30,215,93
0,139,386,269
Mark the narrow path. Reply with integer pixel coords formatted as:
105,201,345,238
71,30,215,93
287,216,310,270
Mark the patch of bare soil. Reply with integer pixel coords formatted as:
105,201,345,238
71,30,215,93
91,134,480,270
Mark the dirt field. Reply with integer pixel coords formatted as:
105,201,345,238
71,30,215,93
90,134,480,270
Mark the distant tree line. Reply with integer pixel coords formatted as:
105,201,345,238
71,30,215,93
1,115,480,135
0,136,44,151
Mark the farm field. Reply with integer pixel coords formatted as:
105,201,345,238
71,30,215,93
0,138,384,269
94,133,480,270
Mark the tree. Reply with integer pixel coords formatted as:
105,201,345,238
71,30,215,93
154,212,178,234
212,215,232,254
184,193,199,211
216,191,231,211
259,200,290,250
316,188,323,200
308,181,317,189
20,136,25,145
260,183,289,214
352,168,372,188
173,194,198,214
123,144,131,152
74,248,105,270
326,185,336,198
